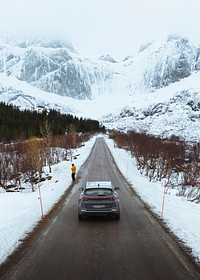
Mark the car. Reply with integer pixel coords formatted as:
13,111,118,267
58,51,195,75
78,181,120,220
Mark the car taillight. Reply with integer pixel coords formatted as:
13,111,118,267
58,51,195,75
80,197,88,201
109,196,118,200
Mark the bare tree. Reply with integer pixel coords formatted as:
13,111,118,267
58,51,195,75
23,137,44,192
68,124,77,162
40,120,52,173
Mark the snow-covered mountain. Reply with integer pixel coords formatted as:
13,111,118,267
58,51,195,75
0,35,200,141
0,37,117,100
103,71,200,142
123,35,198,93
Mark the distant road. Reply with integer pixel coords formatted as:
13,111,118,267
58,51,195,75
0,137,199,280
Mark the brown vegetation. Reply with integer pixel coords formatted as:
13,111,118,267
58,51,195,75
109,131,200,202
0,133,91,192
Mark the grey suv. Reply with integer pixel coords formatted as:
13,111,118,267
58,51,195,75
78,181,120,220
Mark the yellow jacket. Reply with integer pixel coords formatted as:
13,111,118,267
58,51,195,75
71,165,76,173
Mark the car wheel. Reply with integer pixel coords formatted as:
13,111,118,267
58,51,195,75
78,214,84,220
115,214,120,220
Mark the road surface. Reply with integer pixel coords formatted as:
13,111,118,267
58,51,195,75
0,137,199,280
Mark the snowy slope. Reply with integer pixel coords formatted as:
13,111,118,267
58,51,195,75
103,71,200,141
0,73,81,115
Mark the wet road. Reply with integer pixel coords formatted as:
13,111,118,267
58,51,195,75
0,137,199,280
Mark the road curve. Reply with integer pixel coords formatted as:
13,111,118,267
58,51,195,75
0,137,199,280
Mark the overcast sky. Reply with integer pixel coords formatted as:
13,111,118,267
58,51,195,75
0,0,200,60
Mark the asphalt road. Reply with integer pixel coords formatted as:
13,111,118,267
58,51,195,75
0,137,199,280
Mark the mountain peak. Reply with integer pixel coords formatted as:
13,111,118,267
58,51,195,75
1,36,75,51
99,54,118,63
138,34,190,53
166,34,188,42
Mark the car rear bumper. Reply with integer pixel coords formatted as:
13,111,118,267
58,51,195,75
79,208,120,216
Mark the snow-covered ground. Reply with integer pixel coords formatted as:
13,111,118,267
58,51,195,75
0,135,200,266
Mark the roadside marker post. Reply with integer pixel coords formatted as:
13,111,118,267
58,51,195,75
125,163,129,178
38,183,44,219
161,181,167,218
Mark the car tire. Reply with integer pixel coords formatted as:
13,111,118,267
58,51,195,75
115,214,120,220
78,214,84,220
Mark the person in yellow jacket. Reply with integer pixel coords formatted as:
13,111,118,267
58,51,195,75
71,163,76,181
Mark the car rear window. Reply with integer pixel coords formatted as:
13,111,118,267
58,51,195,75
84,188,113,196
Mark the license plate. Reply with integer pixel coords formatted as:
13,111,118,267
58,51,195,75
93,205,105,208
